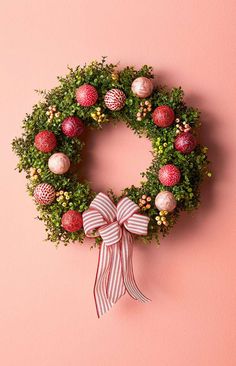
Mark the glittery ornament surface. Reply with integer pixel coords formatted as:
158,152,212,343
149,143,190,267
158,164,181,186
131,77,153,98
152,105,175,127
174,132,197,154
61,116,85,137
48,152,70,174
104,89,126,111
34,183,56,205
76,84,98,107
61,210,83,232
155,191,177,212
34,130,57,153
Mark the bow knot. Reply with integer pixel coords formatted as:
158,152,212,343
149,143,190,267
83,192,150,318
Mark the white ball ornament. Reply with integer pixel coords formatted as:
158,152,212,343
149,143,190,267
34,183,56,205
155,191,177,212
104,89,126,111
131,77,153,98
48,152,70,174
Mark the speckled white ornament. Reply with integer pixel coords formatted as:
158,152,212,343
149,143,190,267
34,183,56,205
155,191,177,212
131,77,153,98
48,152,70,174
104,89,126,111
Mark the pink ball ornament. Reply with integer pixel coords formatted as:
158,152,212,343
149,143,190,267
174,132,197,154
152,105,175,128
158,164,181,187
61,116,85,138
131,77,154,98
104,89,126,111
155,191,177,212
48,152,70,174
34,183,56,205
76,84,98,107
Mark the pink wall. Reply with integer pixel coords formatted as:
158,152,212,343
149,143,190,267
1,0,236,365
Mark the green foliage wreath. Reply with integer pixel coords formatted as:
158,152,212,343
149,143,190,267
12,58,210,245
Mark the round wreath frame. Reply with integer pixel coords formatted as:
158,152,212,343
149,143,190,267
12,58,210,245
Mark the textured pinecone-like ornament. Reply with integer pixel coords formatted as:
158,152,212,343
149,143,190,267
34,183,56,205
104,89,126,111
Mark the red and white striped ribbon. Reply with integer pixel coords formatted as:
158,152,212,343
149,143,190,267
82,192,150,318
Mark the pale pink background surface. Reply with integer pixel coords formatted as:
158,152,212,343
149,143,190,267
1,1,236,365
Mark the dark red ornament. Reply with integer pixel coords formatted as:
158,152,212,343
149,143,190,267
34,130,57,153
158,164,181,187
76,84,98,107
61,116,85,137
152,105,175,127
174,132,197,154
61,210,83,232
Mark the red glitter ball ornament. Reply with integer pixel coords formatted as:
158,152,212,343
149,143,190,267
34,183,56,205
76,84,98,107
104,89,126,111
158,164,181,187
61,116,85,137
152,105,175,127
174,132,197,154
61,210,83,232
34,130,57,153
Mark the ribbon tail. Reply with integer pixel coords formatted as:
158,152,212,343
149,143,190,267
107,242,126,304
121,229,150,303
93,242,113,318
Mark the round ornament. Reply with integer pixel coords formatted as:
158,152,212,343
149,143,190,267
155,191,177,212
174,132,197,154
76,84,98,107
34,130,57,153
104,89,126,110
61,210,83,232
61,116,84,137
158,164,181,186
152,105,175,127
48,152,70,174
131,77,153,98
34,183,56,205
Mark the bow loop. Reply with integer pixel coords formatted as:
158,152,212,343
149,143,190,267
124,213,150,236
83,209,107,237
90,192,117,223
117,197,139,224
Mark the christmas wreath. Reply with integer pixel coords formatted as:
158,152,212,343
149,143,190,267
12,58,211,316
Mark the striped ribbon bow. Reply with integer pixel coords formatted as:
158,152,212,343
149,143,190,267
82,192,150,318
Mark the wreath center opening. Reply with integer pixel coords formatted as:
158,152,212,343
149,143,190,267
79,121,152,195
